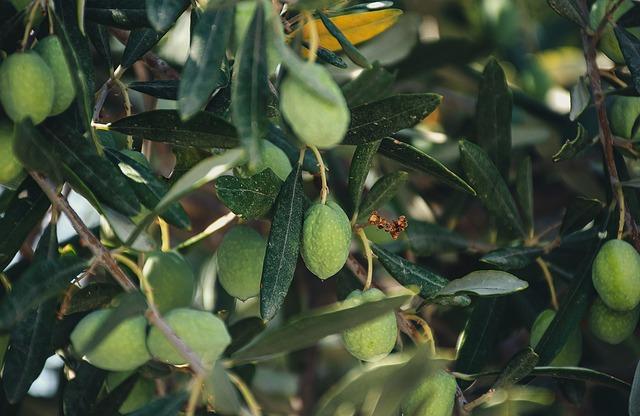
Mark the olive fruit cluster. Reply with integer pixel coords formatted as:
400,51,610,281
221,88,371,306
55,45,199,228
589,239,640,344
0,36,76,125
71,252,231,372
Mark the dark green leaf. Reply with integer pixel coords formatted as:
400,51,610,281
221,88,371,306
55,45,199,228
52,9,95,141
178,5,233,120
62,363,107,416
342,62,395,107
317,11,370,68
121,28,168,69
215,169,282,219
475,58,512,179
343,94,441,145
437,270,528,298
459,140,525,238
75,293,146,355
493,347,539,390
515,156,534,235
559,197,603,236
63,284,123,316
260,163,305,321
615,26,640,93
357,171,408,221
146,0,189,31
127,392,188,416
348,141,381,218
312,44,348,68
41,125,141,217
2,298,57,404
371,243,448,298
546,0,587,26
91,373,138,416
85,2,149,29
481,246,544,270
406,221,470,256
128,80,179,100
0,178,50,270
379,138,474,194
0,257,87,331
13,120,63,181
109,110,239,148
203,361,241,414
232,2,269,166
552,123,591,162
225,317,266,355
631,361,640,416
266,124,319,174
455,298,505,388
86,23,113,71
569,76,590,121
234,294,410,362
106,149,191,228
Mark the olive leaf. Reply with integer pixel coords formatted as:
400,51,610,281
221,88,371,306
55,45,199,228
215,169,282,219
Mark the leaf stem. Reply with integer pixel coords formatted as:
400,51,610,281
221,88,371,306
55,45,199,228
303,11,319,63
308,145,328,204
20,1,40,51
158,218,171,252
355,228,373,291
228,371,262,416
185,374,205,416
536,257,559,311
175,212,237,252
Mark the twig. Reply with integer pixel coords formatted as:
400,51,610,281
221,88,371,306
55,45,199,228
29,171,209,377
355,228,373,290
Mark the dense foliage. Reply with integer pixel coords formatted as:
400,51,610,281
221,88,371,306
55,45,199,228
1,0,640,415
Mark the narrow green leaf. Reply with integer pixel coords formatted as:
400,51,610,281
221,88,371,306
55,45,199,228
615,26,640,93
406,221,470,256
0,257,87,331
348,140,381,218
2,298,57,404
85,3,149,29
343,94,441,145
357,171,408,221
547,0,588,26
266,124,319,173
121,28,168,69
128,80,179,100
379,138,474,194
553,123,591,162
260,163,305,321
317,11,370,68
234,294,410,362
178,5,233,120
515,157,534,236
476,58,512,179
225,317,266,355
62,363,107,416
146,0,189,31
631,361,640,416
232,2,269,166
203,362,241,414
569,76,590,121
559,197,603,236
493,347,539,390
127,392,188,416
371,243,448,298
455,298,505,388
0,178,50,270
41,124,141,217
437,270,528,298
215,169,282,219
459,139,525,238
52,9,95,142
481,246,544,270
86,23,113,71
91,373,139,416
311,44,348,68
62,284,123,316
109,110,239,148
106,149,191,229
342,62,395,107
13,120,63,181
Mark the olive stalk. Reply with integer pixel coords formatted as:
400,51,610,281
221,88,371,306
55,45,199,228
309,145,329,204
355,227,373,290
535,257,559,311
228,371,262,416
303,11,319,63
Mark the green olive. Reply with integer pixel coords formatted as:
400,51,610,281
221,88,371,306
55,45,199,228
592,239,640,311
217,226,266,300
530,309,582,366
142,251,195,314
588,297,640,345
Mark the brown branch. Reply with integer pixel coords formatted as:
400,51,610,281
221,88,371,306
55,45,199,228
29,172,208,377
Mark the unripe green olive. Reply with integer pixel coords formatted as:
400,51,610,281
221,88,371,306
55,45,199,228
0,120,23,189
142,251,195,314
280,68,350,149
592,239,640,311
608,96,640,140
0,52,54,124
401,370,457,416
217,226,266,300
105,371,155,414
341,288,397,362
236,141,292,180
146,308,231,365
70,310,151,372
34,36,76,116
301,201,351,279
588,297,640,344
530,309,582,366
